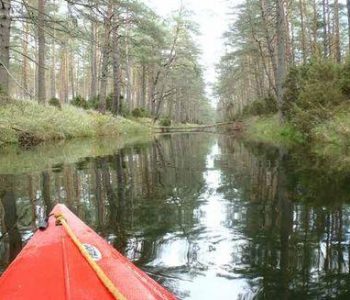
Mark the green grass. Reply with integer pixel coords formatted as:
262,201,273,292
244,115,304,146
312,109,350,146
0,99,151,146
310,109,350,166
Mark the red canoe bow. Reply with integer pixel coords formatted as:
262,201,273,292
0,204,176,300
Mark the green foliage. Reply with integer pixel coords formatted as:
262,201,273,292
87,94,127,115
71,95,88,109
48,97,61,109
159,117,172,127
283,60,346,136
119,98,130,117
105,93,113,111
312,108,350,146
0,94,9,106
282,65,309,120
132,107,150,118
246,60,350,147
243,95,277,116
339,59,350,97
88,95,99,110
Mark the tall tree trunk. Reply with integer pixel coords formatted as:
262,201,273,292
312,0,318,55
299,0,307,63
90,21,97,100
276,0,286,123
259,0,277,95
23,16,29,98
334,0,341,63
99,3,112,114
112,24,121,115
125,13,132,112
284,0,292,66
0,0,11,95
37,0,46,103
347,0,350,52
50,0,56,99
141,64,146,108
327,0,332,57
60,45,68,103
50,41,56,99
35,35,38,98
69,49,75,99
323,0,329,57
290,11,296,65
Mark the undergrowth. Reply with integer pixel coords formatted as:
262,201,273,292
0,99,151,147
245,115,305,146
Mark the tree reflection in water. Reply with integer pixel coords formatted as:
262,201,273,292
1,134,350,299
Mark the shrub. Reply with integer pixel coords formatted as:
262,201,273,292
119,100,131,117
340,59,350,97
48,97,61,109
0,94,10,106
290,61,345,134
106,93,113,111
88,95,99,110
282,64,309,120
88,94,125,114
71,95,88,109
132,107,149,118
243,95,277,116
159,117,172,127
105,94,127,113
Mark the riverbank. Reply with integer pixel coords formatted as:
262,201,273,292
244,115,304,146
245,109,350,146
0,98,151,147
244,111,350,169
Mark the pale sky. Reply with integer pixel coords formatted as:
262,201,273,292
145,0,237,102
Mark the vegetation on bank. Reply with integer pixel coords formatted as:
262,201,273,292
215,0,350,159
244,115,304,146
0,1,214,125
243,59,350,150
245,109,350,148
0,98,150,147
0,97,205,148
244,113,350,172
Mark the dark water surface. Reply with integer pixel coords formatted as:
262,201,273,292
1,134,350,299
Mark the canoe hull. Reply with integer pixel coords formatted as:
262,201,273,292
0,204,176,300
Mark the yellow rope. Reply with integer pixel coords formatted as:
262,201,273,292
55,213,127,300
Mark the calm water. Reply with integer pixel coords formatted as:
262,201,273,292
1,134,350,299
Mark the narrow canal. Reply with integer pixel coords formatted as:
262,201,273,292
1,134,350,299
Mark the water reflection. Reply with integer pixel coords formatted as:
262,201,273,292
1,134,350,299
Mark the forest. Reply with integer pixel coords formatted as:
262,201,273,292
216,0,350,146
4,1,350,299
0,0,214,147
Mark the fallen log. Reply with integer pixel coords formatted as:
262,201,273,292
11,127,43,149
